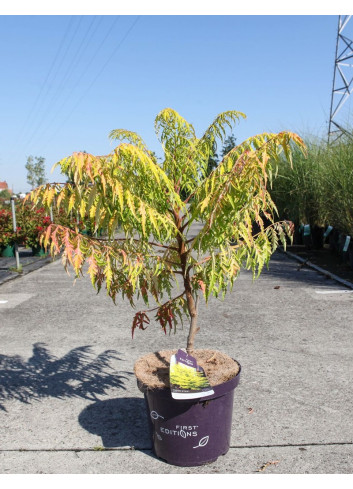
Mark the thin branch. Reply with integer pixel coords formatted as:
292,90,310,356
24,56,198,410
139,291,186,314
149,241,179,251
86,235,179,251
164,260,182,268
185,236,196,244
188,221,287,270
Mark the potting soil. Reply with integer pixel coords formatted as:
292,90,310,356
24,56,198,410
134,349,240,390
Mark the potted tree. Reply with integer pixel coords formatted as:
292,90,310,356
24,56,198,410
28,108,305,466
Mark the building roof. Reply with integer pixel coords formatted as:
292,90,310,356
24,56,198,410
0,181,9,190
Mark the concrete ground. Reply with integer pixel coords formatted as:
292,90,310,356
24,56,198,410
0,245,352,474
0,246,52,284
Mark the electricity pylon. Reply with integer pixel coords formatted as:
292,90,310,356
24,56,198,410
328,15,353,143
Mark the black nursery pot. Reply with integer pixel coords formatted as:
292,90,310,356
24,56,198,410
311,226,324,250
137,360,241,467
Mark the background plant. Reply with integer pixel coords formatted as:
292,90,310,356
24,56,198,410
28,108,305,353
270,139,326,227
16,204,52,248
0,209,17,247
322,138,353,235
270,133,353,236
0,202,80,250
25,155,47,189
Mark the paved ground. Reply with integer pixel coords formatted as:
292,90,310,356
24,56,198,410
0,242,352,473
0,247,52,284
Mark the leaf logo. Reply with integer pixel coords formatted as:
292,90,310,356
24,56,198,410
180,430,187,439
193,436,209,448
150,410,164,420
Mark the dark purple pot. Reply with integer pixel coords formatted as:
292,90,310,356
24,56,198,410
137,360,241,467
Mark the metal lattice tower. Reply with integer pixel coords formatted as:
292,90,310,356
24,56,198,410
328,15,353,143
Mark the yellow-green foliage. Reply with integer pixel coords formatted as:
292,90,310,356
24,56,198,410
27,108,306,338
170,363,210,390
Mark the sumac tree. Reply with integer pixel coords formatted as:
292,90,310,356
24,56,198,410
28,108,305,353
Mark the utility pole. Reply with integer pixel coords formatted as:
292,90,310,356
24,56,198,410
10,196,21,271
328,15,353,143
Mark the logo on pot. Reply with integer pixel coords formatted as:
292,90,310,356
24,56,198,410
159,425,199,437
150,410,164,420
193,436,209,449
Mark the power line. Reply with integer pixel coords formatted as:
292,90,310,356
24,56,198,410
15,16,75,145
41,16,140,151
57,15,141,128
50,16,100,103
21,16,85,149
22,16,121,151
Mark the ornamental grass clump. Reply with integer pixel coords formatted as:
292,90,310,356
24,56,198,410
321,137,353,236
270,134,353,237
28,108,306,354
269,140,325,228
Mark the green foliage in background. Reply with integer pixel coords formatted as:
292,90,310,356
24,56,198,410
270,135,353,236
0,189,11,199
25,155,47,189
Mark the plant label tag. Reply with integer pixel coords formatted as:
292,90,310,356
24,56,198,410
323,225,333,239
343,235,351,253
303,224,311,236
170,349,214,400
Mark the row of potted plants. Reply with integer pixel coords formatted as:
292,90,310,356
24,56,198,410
0,203,84,257
293,223,353,269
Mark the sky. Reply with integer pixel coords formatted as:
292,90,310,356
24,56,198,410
1,4,353,193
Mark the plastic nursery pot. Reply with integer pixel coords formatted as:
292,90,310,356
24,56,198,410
348,242,353,270
137,360,241,467
1,245,15,257
31,246,47,257
311,226,324,250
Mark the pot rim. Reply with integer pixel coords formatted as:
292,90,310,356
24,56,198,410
137,358,241,402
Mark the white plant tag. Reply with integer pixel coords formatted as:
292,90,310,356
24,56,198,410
343,235,351,253
170,349,214,400
323,226,333,239
303,224,311,236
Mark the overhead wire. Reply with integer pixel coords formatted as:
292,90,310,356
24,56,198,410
22,16,121,151
54,16,103,98
15,16,76,146
21,16,85,150
43,15,141,147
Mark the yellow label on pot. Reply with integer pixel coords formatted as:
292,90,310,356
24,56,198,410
170,349,214,400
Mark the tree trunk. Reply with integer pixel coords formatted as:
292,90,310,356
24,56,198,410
185,289,199,355
174,208,199,354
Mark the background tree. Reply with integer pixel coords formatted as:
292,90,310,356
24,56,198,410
221,134,237,158
206,141,218,176
28,109,305,354
0,189,11,199
25,156,46,189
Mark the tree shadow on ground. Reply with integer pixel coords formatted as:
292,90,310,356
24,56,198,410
0,343,130,412
78,397,152,450
261,251,346,288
